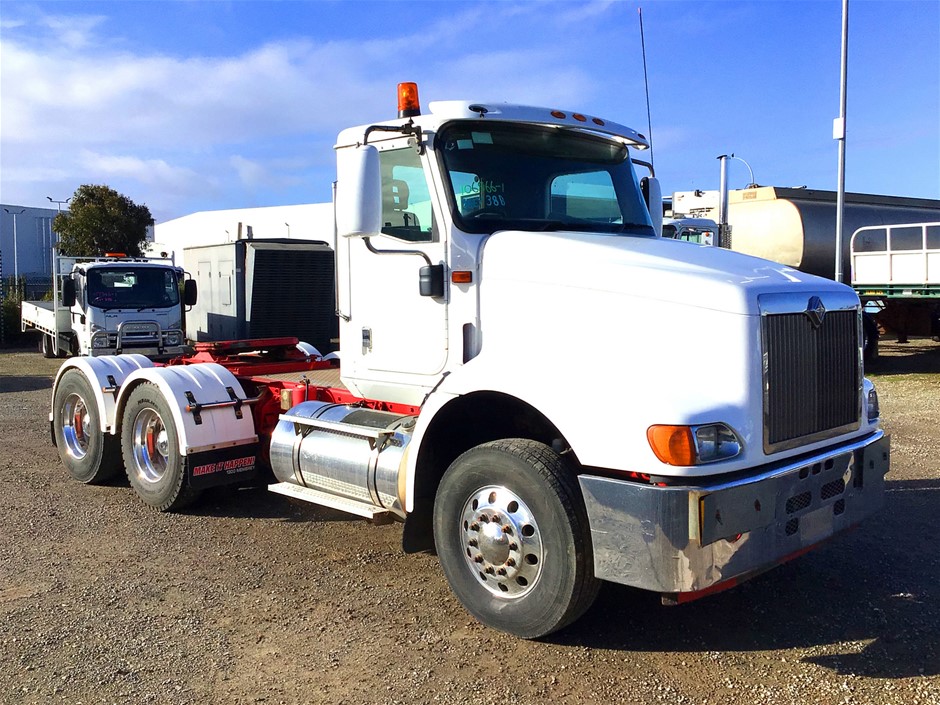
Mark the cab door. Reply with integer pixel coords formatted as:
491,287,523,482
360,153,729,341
340,141,449,388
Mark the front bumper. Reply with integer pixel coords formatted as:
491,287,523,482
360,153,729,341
578,431,889,596
90,324,186,359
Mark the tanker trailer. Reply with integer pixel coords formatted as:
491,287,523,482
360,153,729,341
671,187,940,358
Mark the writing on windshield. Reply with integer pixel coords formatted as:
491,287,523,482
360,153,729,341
86,267,180,310
439,122,654,235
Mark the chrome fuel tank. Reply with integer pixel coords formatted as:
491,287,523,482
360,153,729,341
269,401,416,518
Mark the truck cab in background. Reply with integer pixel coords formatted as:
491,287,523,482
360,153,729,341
662,217,718,246
21,254,196,358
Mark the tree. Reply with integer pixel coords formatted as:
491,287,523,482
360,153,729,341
54,185,153,257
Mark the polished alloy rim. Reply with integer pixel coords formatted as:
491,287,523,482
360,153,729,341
62,393,90,460
459,485,543,598
131,408,170,484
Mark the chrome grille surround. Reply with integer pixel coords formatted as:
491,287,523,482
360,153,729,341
759,291,862,454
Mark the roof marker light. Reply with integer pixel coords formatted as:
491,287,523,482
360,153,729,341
572,113,587,122
592,117,605,126
551,110,566,119
398,82,421,118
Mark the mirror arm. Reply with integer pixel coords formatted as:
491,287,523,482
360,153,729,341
362,237,433,267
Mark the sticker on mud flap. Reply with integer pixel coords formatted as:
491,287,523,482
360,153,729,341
186,443,259,489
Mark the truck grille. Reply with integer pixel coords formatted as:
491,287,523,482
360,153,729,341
762,309,860,453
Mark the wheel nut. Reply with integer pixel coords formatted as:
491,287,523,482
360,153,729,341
468,539,478,548
470,523,480,532
492,515,501,523
473,555,484,563
497,567,507,576
484,567,495,575
502,524,513,534
506,558,516,567
509,542,518,551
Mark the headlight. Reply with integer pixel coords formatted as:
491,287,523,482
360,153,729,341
92,335,111,349
647,422,743,466
165,333,181,346
867,387,880,421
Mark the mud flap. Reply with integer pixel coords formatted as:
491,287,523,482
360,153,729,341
186,443,261,490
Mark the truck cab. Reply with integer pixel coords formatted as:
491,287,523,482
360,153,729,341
662,217,718,245
48,85,888,639
29,254,196,358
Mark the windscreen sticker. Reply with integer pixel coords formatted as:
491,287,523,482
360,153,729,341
471,132,494,144
456,139,474,150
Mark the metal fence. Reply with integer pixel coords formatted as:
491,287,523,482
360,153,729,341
1,272,53,344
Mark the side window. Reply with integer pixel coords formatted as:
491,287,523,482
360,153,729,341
550,171,622,223
380,148,434,242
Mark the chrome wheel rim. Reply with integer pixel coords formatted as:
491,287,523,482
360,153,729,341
459,485,543,598
131,408,170,484
62,393,91,460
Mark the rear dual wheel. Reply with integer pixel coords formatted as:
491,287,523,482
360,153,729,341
52,369,121,483
121,383,200,512
433,439,599,639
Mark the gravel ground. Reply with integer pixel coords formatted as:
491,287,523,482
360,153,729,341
1,338,938,705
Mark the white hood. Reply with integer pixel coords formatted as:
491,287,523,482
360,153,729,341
479,230,847,316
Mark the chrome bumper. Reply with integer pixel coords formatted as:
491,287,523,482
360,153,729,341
578,431,889,595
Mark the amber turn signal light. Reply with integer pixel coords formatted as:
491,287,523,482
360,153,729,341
647,425,696,466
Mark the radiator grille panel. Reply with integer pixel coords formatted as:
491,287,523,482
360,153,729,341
763,309,859,451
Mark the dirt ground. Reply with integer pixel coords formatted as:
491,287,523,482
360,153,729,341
1,338,938,705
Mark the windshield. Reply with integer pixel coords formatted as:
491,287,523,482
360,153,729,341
438,122,654,236
85,267,180,310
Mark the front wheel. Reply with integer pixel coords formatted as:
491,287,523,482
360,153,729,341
433,439,599,638
52,369,122,483
121,383,201,511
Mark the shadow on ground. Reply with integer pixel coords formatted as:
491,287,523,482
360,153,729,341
0,375,53,393
551,478,940,679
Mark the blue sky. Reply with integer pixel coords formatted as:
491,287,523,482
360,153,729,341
2,0,938,223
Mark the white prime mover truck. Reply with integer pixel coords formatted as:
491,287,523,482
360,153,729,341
21,254,196,358
48,85,889,638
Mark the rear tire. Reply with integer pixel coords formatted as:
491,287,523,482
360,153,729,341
121,383,201,512
41,334,56,358
433,439,599,638
863,313,879,365
52,369,122,483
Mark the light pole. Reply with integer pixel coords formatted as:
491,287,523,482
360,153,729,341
3,207,25,279
728,154,756,188
47,196,71,214
285,222,291,237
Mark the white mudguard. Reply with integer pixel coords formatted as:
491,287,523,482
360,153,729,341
51,355,155,433
115,363,258,456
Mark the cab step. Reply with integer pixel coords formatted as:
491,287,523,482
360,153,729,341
267,482,392,524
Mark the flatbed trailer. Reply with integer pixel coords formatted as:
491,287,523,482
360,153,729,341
852,221,940,344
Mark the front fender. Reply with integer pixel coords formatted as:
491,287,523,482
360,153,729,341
114,363,257,456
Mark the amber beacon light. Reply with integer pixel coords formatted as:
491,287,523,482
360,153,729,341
398,82,421,118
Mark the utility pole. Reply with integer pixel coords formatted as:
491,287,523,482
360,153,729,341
834,0,849,284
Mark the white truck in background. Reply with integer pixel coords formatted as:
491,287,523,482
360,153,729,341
47,85,889,639
661,217,717,245
21,254,196,358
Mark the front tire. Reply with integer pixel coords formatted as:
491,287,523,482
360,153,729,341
121,383,201,511
52,369,122,483
433,439,599,638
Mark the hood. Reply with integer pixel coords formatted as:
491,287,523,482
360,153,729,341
480,230,851,316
